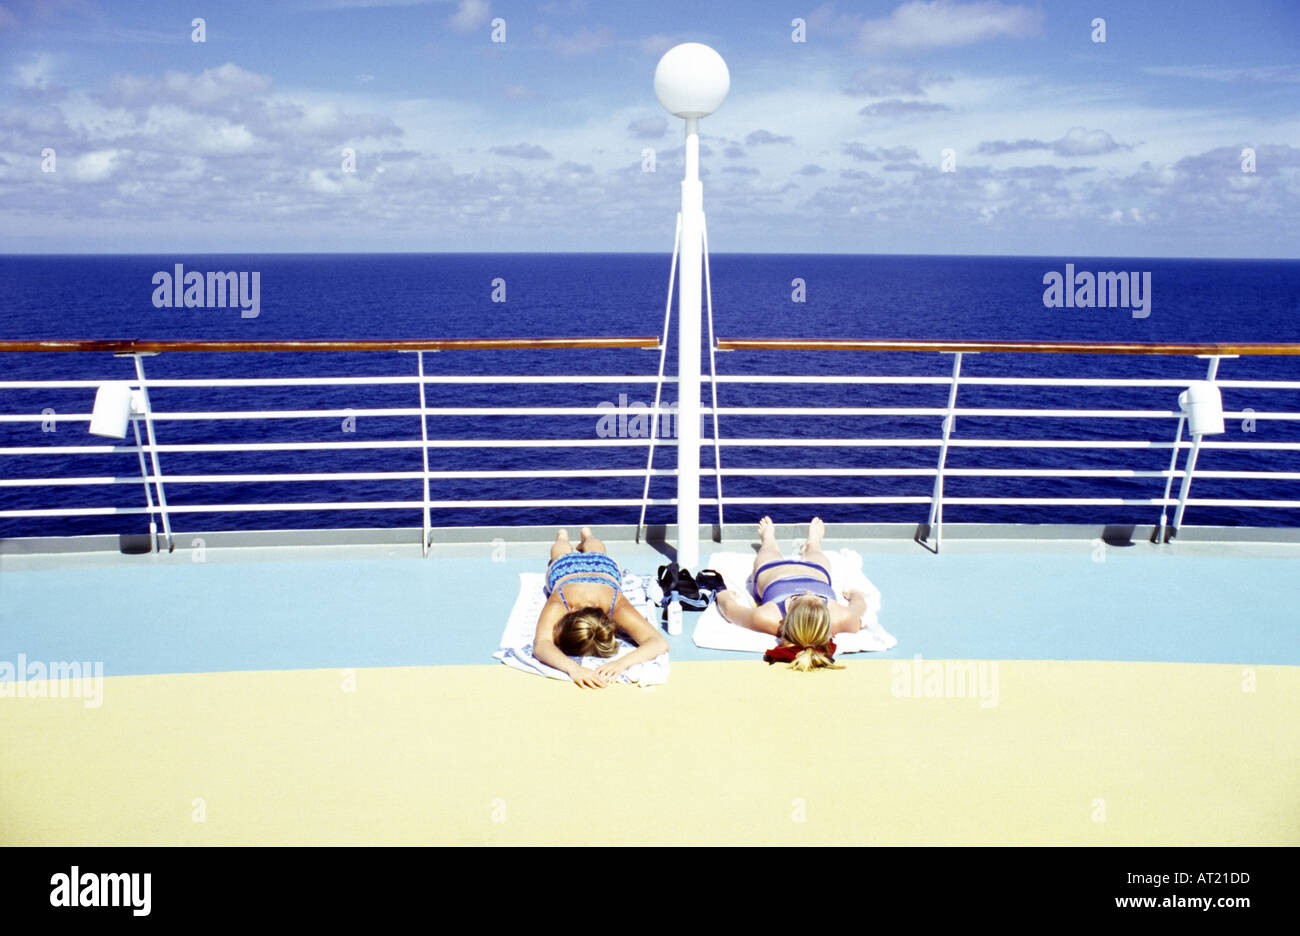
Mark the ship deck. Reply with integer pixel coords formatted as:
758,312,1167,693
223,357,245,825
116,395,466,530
2,523,1297,845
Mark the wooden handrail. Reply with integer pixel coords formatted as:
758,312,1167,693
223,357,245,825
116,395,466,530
0,337,661,353
716,338,1300,355
3,336,1297,355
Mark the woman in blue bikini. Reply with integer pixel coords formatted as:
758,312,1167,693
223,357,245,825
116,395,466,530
716,517,868,671
532,527,668,689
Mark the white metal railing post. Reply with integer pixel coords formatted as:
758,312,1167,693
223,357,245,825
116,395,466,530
131,353,174,552
927,351,965,551
1172,355,1228,533
1156,414,1186,543
637,213,681,543
129,413,158,546
416,351,432,555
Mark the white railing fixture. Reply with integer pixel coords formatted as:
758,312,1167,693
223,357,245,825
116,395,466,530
1,339,1299,555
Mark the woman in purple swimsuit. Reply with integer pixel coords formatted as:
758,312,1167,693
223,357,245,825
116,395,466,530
531,527,668,689
716,516,869,671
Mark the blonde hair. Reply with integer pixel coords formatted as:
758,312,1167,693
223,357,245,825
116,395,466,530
778,598,843,672
555,607,618,658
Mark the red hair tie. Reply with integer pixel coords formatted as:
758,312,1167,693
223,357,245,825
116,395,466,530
764,641,836,664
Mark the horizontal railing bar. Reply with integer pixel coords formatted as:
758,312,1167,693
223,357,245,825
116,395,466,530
11,466,1300,486
715,497,1299,507
4,375,1300,391
939,497,1272,506
0,469,681,486
938,497,1300,507
706,496,1155,505
6,337,1298,355
709,438,1300,450
723,438,1300,450
1174,499,1300,508
13,495,1300,519
718,338,1300,355
717,496,1300,504
12,492,1300,518
0,499,681,517
0,408,663,420
715,467,1300,479
0,375,681,390
8,438,1300,457
0,439,668,455
0,337,662,353
718,407,1283,418
710,376,1300,389
10,468,1300,489
4,408,1299,424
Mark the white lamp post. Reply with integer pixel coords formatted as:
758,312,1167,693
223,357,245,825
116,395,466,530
654,42,729,570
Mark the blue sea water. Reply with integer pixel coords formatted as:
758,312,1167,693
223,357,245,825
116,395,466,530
1,253,1298,539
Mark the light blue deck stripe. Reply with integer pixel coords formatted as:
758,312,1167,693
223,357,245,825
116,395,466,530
1,546,1296,678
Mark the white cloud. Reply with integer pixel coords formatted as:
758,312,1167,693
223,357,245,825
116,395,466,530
1142,65,1300,84
627,116,666,139
447,0,490,32
1054,127,1123,157
534,24,615,56
845,65,952,97
107,63,273,111
638,34,676,56
858,1,1044,53
14,53,56,91
3,50,1295,256
71,149,120,182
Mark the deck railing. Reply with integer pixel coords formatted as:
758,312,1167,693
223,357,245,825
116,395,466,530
713,338,1300,550
1,337,1299,553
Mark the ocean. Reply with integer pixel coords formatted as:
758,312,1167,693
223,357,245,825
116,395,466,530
2,253,1298,538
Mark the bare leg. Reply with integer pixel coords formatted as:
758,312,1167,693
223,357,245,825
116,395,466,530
577,526,607,555
752,516,784,579
549,528,573,563
799,516,832,572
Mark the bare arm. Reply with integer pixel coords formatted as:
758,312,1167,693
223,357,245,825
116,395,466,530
716,589,780,636
831,590,868,635
531,594,608,688
596,594,670,680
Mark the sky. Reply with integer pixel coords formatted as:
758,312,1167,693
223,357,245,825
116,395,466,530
0,0,1297,256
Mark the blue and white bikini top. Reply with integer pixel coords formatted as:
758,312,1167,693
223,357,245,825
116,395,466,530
546,552,622,615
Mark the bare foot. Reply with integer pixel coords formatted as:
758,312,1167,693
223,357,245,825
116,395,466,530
803,517,825,554
549,528,572,563
577,526,606,554
757,516,776,545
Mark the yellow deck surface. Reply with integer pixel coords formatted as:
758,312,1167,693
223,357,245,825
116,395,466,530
2,660,1296,845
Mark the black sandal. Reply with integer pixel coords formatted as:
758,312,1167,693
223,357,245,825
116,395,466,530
656,563,710,610
694,569,725,597
657,563,681,604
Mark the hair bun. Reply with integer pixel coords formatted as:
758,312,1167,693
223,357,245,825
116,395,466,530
593,615,619,656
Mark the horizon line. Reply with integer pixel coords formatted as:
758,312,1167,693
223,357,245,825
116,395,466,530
2,251,1298,262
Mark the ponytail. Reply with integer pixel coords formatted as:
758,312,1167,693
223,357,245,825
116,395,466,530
770,599,844,671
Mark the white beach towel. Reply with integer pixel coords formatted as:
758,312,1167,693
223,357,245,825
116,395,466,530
692,548,897,653
494,570,670,685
